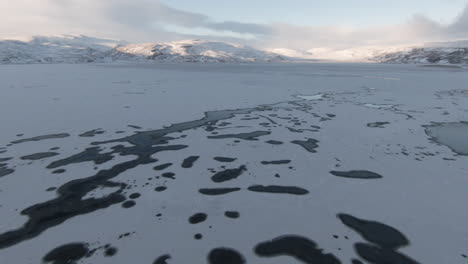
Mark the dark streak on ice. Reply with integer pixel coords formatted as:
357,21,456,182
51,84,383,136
211,166,247,183
265,140,283,145
208,131,271,141
20,152,59,161
11,133,70,144
248,185,309,195
330,170,383,179
261,160,291,165
214,157,237,163
199,188,241,195
255,235,341,264
0,164,14,177
153,163,173,171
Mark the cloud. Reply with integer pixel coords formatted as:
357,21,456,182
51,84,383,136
0,0,270,42
447,5,468,36
259,4,468,50
0,0,467,50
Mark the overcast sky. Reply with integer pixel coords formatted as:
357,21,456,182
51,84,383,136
1,0,468,49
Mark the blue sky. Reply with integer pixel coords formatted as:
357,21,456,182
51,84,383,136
161,0,467,26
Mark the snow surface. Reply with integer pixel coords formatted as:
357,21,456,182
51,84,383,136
1,62,468,264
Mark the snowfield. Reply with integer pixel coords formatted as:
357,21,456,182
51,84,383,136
0,62,468,264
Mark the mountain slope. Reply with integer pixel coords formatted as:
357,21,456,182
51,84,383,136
0,36,286,64
371,41,468,65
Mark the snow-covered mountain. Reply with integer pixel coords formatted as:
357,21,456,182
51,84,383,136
0,35,286,64
2,35,467,65
0,35,125,64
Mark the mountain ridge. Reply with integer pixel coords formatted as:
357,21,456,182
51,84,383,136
1,35,467,65
0,35,286,64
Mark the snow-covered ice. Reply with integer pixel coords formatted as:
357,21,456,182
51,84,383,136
0,62,468,264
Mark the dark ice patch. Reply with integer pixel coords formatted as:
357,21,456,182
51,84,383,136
208,131,271,141
153,163,173,171
129,193,141,199
354,243,419,264
162,172,176,179
211,166,247,183
122,200,136,208
338,214,409,249
11,133,70,144
0,165,14,177
330,170,383,179
104,247,118,257
255,235,341,264
153,254,171,264
225,211,240,219
291,139,319,153
155,186,167,192
79,129,105,137
247,185,309,195
189,213,207,224
338,213,420,264
199,188,241,196
208,248,245,264
182,156,200,168
43,243,89,264
20,152,59,161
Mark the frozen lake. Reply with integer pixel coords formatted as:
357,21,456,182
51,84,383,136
0,63,467,264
